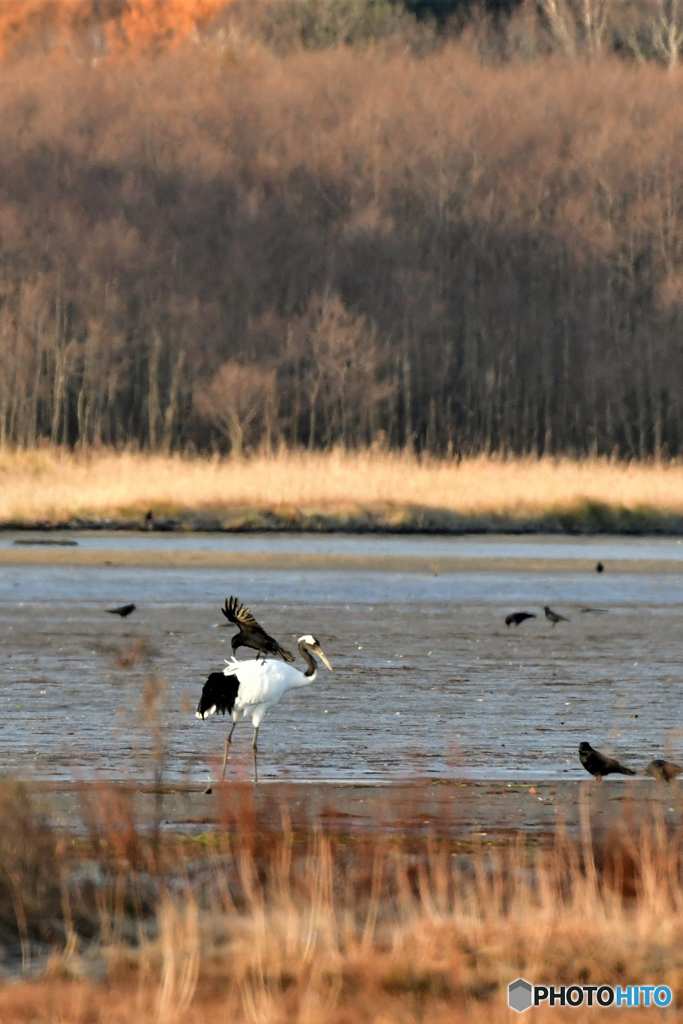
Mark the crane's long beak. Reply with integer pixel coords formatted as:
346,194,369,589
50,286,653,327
319,650,333,671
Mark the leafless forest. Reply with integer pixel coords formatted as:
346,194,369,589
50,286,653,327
2,0,683,457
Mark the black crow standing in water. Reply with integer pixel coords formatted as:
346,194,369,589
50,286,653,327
107,603,136,618
579,742,636,780
646,759,683,782
596,561,604,573
505,611,537,627
545,605,570,626
222,596,294,662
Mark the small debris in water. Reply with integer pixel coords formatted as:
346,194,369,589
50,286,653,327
13,538,78,546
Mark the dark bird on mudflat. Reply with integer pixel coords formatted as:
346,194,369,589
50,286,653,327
596,561,604,573
579,741,636,780
222,596,294,662
505,611,537,627
646,758,683,782
545,605,570,625
107,603,136,618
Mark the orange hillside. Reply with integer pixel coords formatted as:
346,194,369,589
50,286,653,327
0,0,231,59
107,0,230,57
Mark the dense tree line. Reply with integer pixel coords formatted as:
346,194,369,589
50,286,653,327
1,3,683,456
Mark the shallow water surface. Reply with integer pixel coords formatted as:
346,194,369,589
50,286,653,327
0,533,681,784
6,530,683,561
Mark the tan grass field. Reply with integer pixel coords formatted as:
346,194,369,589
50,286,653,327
1,448,683,527
0,789,681,1023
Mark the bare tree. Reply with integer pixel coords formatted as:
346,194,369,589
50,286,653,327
582,0,611,54
540,0,578,54
0,25,681,460
196,362,277,454
651,0,683,66
282,294,395,449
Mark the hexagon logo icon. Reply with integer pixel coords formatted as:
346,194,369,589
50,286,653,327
508,978,533,1012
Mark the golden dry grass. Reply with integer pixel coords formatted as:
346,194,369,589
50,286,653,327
1,803,683,1023
1,448,683,526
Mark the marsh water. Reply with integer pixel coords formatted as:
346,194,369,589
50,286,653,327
1,532,682,784
6,530,683,560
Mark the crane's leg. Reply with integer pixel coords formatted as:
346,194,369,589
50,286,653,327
252,725,259,784
222,720,237,780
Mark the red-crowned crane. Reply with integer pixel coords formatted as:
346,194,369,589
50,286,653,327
196,634,332,782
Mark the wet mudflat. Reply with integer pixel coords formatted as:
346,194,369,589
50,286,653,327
0,533,681,793
33,778,683,844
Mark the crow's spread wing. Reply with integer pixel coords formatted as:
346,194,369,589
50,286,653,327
222,596,295,662
222,596,259,630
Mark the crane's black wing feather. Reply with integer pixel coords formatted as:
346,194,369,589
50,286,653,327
196,671,240,718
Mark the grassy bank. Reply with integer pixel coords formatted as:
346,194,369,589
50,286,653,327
0,782,681,1022
2,449,683,533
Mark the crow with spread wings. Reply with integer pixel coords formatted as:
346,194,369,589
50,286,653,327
222,596,295,662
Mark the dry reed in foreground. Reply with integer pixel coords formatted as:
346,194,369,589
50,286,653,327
2,448,683,529
0,781,682,1022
